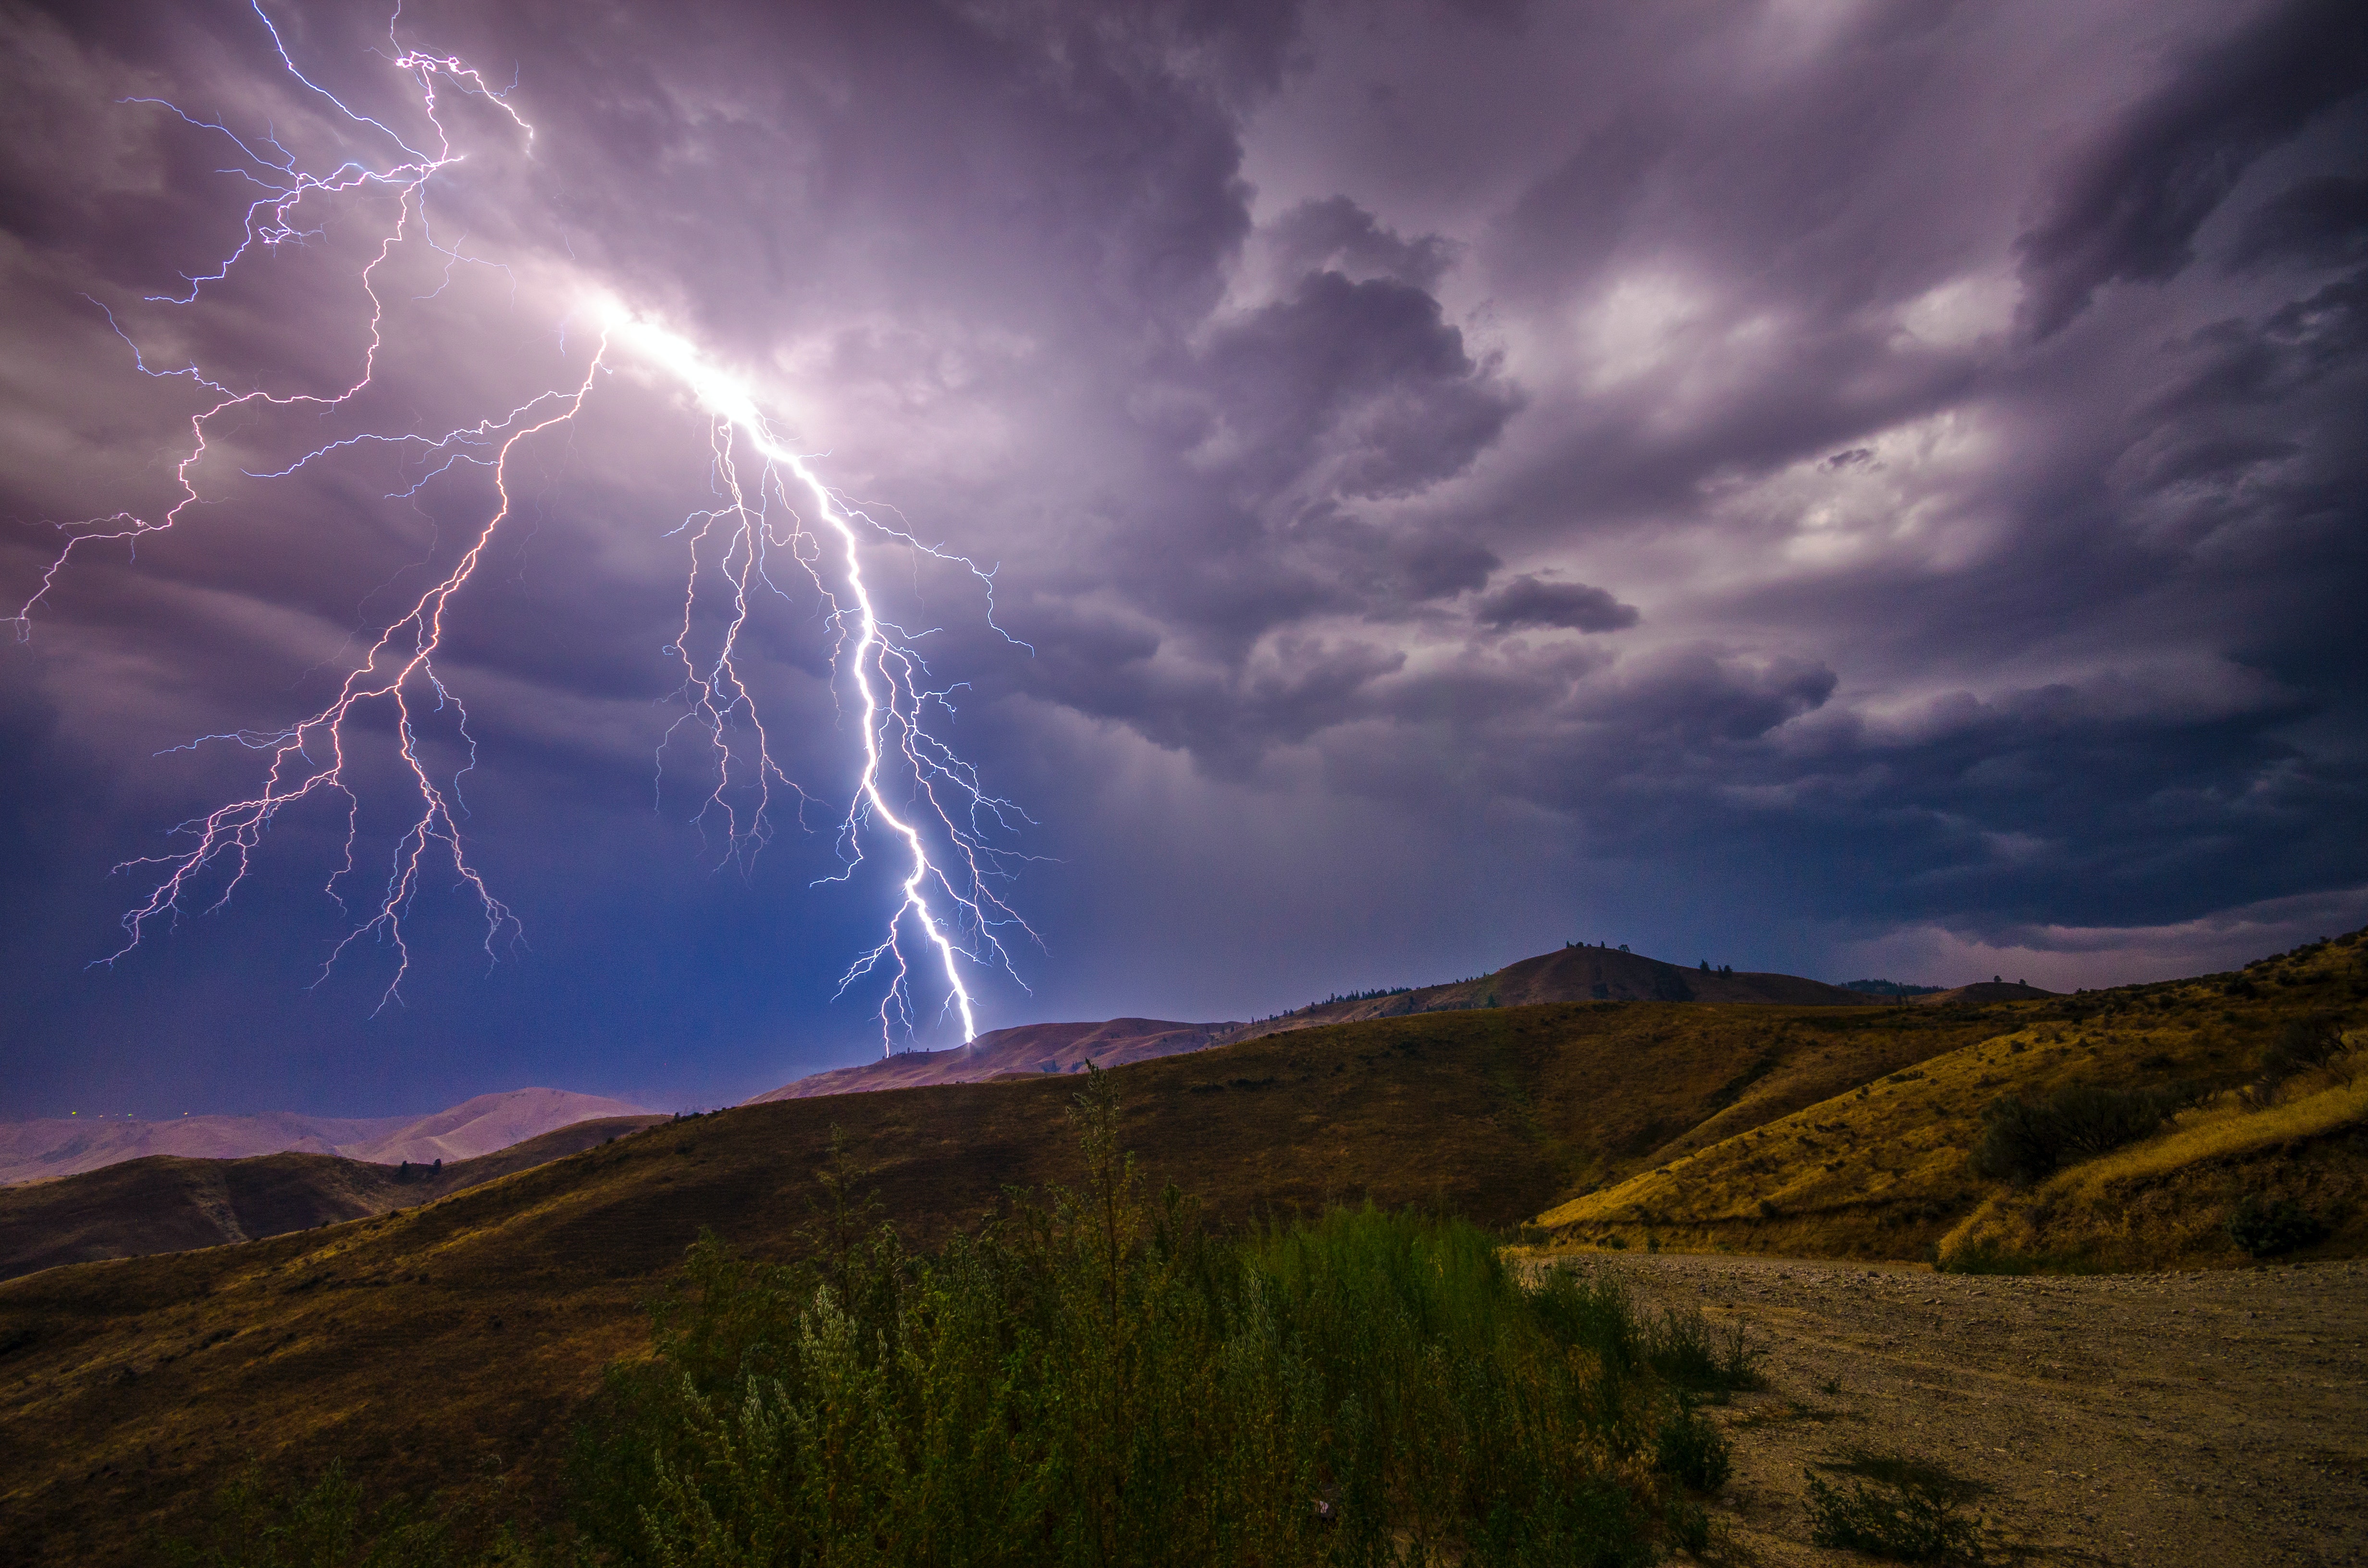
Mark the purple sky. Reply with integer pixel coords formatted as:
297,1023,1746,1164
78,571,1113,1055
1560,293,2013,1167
2,0,2363,1117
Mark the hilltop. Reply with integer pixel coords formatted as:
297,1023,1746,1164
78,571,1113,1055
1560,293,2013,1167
0,1089,655,1187
1227,943,1875,1044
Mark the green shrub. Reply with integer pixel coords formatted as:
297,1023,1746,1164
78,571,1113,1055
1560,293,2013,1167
1664,1496,1711,1556
2225,1197,2331,1258
1653,1400,1732,1493
562,1071,1664,1568
1643,1304,1764,1394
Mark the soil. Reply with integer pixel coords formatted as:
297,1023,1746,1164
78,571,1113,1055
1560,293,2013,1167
1602,1252,2368,1566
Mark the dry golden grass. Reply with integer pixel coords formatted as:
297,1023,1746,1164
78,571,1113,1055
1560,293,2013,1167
1938,1070,2368,1271
1534,930,2368,1268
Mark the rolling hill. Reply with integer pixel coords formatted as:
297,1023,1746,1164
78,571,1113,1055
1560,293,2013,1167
1225,941,1875,1043
1535,931,2364,1269
753,942,1876,1100
0,1115,666,1284
0,993,2017,1563
0,1089,656,1186
1,930,2356,1563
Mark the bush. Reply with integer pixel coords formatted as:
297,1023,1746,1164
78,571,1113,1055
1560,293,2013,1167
1969,1083,2193,1185
561,1072,1666,1568
1654,1400,1732,1493
1804,1448,1986,1563
1665,1497,1711,1556
161,1461,472,1568
1643,1304,1764,1394
2263,1014,2351,1078
2225,1197,2331,1258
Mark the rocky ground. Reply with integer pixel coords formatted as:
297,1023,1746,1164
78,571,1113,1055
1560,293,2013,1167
1594,1252,2368,1566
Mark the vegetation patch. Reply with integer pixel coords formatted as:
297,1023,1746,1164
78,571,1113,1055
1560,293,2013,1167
1968,1083,2198,1186
1803,1446,1989,1563
164,1081,1738,1566
1641,1303,1764,1394
1653,1400,1733,1492
2225,1196,2331,1258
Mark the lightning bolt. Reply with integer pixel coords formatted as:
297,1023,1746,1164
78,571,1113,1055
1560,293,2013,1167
7,2,1033,1050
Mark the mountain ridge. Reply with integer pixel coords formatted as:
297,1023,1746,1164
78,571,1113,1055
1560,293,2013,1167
0,1089,656,1187
754,942,1887,1100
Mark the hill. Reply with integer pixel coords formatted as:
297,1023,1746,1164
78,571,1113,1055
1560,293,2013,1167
1227,942,1874,1043
753,943,1877,1102
2,932,2357,1562
751,1018,1235,1100
0,1116,666,1283
1534,931,2365,1269
0,1089,656,1186
0,993,2016,1564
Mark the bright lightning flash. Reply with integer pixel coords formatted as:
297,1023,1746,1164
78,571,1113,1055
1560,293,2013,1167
7,3,1033,1050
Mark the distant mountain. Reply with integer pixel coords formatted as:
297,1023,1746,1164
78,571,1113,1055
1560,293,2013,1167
1228,943,1876,1043
750,1019,1237,1102
0,1115,665,1282
754,944,1879,1102
0,1089,656,1186
1843,979,1943,997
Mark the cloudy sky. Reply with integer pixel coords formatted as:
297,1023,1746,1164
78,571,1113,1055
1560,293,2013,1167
2,0,2362,1117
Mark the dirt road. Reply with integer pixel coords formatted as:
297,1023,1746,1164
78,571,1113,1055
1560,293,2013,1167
1596,1253,2368,1566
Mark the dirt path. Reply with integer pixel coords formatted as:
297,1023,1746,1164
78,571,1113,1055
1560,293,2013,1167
1593,1253,2368,1566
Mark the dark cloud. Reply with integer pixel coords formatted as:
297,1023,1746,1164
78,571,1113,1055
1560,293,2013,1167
1,0,2363,1115
2016,0,2368,338
1393,535,1500,600
1472,574,1639,635
1267,196,1455,290
1195,269,1518,502
2227,175,2368,271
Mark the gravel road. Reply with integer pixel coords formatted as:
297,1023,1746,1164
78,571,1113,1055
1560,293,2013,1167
1592,1253,2368,1566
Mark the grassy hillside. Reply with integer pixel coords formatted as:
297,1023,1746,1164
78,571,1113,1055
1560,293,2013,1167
0,996,2006,1564
0,1116,666,1283
1536,931,2368,1269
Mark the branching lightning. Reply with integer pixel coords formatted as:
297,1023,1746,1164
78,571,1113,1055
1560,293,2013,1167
8,2,1032,1050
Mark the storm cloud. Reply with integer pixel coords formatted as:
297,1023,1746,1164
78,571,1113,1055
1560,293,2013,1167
1,0,2362,1117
